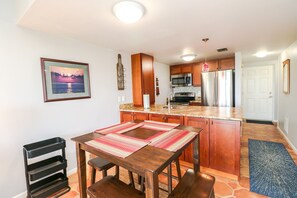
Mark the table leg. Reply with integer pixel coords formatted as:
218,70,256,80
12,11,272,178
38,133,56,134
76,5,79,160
76,143,87,198
193,134,200,173
145,171,158,198
167,163,172,194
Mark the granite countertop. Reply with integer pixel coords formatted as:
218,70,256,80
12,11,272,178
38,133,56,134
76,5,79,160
120,103,243,121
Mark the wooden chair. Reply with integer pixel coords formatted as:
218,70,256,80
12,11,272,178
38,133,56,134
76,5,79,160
168,169,215,198
88,157,135,188
87,176,144,198
138,158,182,193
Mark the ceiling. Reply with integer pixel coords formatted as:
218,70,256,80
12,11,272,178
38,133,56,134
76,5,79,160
18,0,297,65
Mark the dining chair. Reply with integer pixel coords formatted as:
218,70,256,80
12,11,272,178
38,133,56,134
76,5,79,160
168,169,215,198
88,157,135,188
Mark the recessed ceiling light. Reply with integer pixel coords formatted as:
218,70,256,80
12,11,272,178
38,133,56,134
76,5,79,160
255,51,268,58
181,54,197,62
113,1,145,24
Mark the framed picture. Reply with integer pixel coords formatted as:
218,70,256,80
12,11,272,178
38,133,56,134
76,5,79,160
283,59,290,94
41,58,91,102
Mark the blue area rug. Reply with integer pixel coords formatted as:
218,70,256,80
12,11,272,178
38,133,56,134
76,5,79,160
249,139,297,198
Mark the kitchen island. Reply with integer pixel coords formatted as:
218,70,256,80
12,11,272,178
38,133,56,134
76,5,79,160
119,103,242,179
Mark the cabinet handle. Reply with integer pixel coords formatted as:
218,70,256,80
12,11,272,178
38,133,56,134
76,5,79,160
211,120,213,125
206,120,208,125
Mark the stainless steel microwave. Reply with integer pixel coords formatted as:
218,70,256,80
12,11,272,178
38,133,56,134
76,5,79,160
171,73,192,87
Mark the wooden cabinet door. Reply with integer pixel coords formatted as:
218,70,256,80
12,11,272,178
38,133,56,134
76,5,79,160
149,113,165,122
219,58,235,70
209,119,241,176
120,111,133,123
207,60,219,72
131,53,154,106
170,65,182,75
184,117,210,167
181,64,192,73
134,112,149,121
166,115,184,124
192,63,202,86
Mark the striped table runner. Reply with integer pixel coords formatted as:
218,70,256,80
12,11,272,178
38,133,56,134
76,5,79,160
148,129,197,152
140,120,180,131
94,122,144,135
86,133,149,158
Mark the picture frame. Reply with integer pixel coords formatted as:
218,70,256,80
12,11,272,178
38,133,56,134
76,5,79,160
283,59,290,94
41,58,91,102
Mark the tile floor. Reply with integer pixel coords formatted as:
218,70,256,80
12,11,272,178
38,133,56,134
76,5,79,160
59,123,297,198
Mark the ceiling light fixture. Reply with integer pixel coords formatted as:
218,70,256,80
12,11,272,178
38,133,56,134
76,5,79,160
181,54,197,62
202,38,209,72
255,51,268,58
113,1,144,24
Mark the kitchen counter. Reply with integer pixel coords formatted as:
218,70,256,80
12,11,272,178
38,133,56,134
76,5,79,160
120,103,242,121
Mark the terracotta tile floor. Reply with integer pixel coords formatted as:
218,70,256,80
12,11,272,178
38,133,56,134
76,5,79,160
59,123,297,198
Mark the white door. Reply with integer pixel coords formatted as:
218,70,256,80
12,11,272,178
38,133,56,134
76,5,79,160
242,66,273,120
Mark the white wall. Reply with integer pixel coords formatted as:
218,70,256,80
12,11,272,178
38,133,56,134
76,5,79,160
0,6,133,198
278,39,297,150
154,62,170,104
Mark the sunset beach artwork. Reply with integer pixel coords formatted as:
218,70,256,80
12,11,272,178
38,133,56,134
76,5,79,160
41,58,91,102
50,66,85,94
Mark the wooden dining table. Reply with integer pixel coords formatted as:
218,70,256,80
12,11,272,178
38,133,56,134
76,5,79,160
71,121,202,198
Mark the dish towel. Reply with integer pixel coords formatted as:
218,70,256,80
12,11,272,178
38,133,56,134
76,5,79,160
148,129,197,152
86,133,149,158
94,122,144,135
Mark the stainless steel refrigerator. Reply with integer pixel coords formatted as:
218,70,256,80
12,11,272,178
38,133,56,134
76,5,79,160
201,70,235,107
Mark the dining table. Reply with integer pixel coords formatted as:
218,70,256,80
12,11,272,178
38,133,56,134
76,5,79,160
71,120,202,198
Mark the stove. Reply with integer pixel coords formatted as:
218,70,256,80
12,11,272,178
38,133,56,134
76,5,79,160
170,92,195,105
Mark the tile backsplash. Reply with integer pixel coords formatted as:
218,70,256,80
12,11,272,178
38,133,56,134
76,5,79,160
172,86,201,99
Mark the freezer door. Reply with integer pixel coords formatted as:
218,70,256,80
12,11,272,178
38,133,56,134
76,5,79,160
201,72,217,106
217,70,234,107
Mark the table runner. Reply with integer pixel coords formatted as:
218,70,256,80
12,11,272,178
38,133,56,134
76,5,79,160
140,120,180,131
86,133,149,158
148,129,197,152
94,122,144,135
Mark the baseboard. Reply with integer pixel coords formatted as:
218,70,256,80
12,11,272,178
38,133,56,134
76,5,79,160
277,126,297,154
12,167,77,198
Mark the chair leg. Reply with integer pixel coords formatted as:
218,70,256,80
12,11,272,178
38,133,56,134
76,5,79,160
128,171,135,188
175,159,182,181
102,170,107,178
210,189,215,198
140,176,145,193
167,163,172,194
91,167,96,184
115,165,119,179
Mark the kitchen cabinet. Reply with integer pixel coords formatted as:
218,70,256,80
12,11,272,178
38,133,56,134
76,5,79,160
131,53,155,106
209,119,240,176
205,60,219,72
184,117,210,167
120,111,149,123
189,101,203,106
219,57,235,70
170,64,192,75
149,114,184,124
192,62,202,86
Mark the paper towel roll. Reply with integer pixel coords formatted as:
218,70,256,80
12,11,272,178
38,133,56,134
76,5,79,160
143,94,150,109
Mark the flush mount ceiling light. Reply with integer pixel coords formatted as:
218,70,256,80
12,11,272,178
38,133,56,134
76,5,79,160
181,54,197,62
255,51,268,58
113,1,145,24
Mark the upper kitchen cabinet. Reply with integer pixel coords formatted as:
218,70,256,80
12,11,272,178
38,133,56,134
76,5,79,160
192,62,202,86
170,64,192,75
131,53,155,106
206,60,219,72
219,57,235,70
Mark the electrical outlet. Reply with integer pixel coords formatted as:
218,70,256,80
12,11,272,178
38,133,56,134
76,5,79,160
118,96,122,103
121,96,125,102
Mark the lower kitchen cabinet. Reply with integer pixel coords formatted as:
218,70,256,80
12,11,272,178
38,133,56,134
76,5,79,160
149,114,184,124
209,119,241,176
184,117,210,167
120,111,149,123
